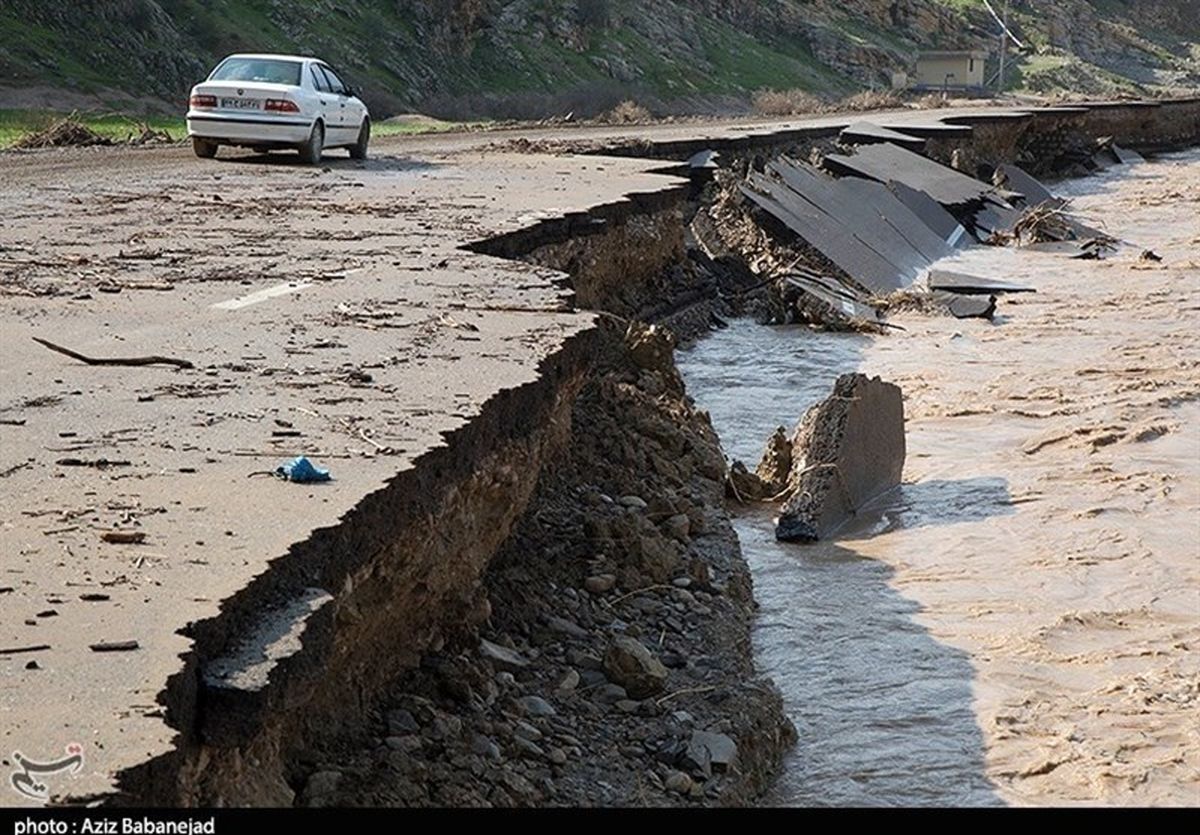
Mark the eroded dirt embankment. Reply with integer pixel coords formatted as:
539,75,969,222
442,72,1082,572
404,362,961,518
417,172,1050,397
297,195,797,807
160,335,598,805
312,321,795,806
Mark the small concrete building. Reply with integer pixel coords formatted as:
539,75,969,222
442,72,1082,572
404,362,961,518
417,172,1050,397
913,50,988,91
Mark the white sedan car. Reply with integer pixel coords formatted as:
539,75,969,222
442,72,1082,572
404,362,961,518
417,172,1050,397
186,53,370,163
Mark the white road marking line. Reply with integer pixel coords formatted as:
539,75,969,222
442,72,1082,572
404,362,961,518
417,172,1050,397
212,282,315,311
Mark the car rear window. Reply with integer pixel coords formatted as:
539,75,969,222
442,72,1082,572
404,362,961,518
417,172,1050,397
210,58,301,86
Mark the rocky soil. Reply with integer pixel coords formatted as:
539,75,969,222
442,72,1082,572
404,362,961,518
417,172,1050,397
301,321,795,807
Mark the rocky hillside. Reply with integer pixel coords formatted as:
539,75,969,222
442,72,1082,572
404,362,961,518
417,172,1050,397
0,1,1196,118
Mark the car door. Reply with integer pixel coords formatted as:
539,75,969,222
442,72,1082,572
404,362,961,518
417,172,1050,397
317,64,356,144
308,63,342,139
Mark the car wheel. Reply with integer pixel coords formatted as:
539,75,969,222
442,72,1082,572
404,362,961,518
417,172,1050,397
298,121,324,165
349,118,370,160
192,137,218,159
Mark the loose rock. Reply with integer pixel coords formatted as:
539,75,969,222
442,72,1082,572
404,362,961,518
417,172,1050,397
517,695,557,717
584,574,617,594
603,635,669,698
665,770,694,794
387,709,420,735
470,733,502,761
662,513,691,542
557,669,580,691
687,730,738,775
300,770,342,808
479,638,529,672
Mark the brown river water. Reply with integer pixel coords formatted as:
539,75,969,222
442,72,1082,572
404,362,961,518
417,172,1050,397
677,150,1200,806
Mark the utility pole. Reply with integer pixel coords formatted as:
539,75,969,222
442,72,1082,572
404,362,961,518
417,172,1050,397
985,0,1022,92
997,0,1009,93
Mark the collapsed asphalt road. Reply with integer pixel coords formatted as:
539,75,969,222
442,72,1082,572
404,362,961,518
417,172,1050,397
1,99,1197,806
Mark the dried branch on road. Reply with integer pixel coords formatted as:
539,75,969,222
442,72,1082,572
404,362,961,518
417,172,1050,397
33,337,194,370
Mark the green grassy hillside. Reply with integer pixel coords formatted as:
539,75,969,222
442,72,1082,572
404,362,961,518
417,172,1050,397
0,0,1195,123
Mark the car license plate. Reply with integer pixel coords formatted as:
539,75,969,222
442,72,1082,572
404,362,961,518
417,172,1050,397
220,98,260,110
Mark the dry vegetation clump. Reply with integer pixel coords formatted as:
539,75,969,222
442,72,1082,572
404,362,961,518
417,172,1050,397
14,117,111,149
912,92,952,109
751,88,825,116
836,89,904,112
599,99,653,124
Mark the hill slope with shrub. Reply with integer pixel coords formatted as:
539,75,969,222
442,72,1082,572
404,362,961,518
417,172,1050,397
1,0,1196,118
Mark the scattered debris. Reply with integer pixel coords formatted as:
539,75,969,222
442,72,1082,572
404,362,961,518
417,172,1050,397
1,645,51,656
927,270,1035,295
80,593,112,601
14,118,112,149
994,164,1062,208
55,458,131,468
101,531,146,545
1,461,32,478
127,123,173,146
88,640,139,652
781,270,887,331
987,197,1120,259
1023,238,1119,259
1140,249,1163,263
938,291,998,320
437,313,480,332
275,456,332,483
33,337,195,370
1012,203,1077,243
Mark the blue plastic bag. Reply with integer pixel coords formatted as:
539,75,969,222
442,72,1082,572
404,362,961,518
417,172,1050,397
276,456,332,483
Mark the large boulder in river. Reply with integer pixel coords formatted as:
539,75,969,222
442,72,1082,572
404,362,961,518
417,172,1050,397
775,373,905,542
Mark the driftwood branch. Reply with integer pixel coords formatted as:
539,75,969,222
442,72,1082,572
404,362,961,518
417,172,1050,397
33,337,194,370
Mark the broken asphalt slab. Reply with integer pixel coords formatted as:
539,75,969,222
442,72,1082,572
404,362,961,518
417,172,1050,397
775,373,906,542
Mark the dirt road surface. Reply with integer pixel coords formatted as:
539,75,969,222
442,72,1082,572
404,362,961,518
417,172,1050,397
0,131,686,804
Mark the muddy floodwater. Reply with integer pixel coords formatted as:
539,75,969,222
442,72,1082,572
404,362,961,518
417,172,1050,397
678,151,1200,806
